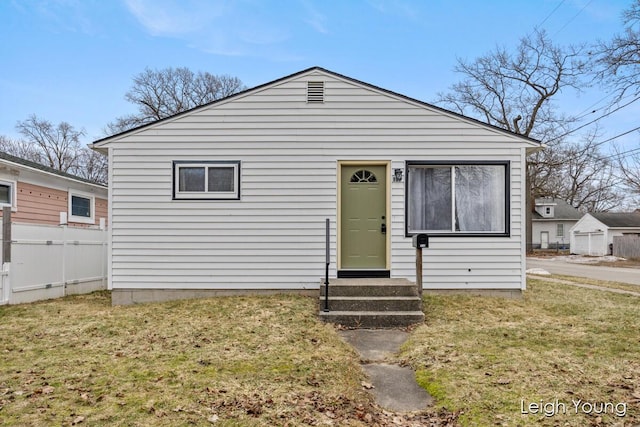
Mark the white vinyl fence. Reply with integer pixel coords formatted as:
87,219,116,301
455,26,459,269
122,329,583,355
0,220,108,305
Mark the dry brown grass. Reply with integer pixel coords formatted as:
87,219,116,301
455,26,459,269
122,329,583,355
549,274,640,294
591,259,640,268
0,292,459,427
0,292,375,426
3,278,638,426
399,279,640,426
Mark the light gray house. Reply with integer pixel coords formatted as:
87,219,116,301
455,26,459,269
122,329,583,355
570,212,640,256
532,197,582,250
91,67,542,305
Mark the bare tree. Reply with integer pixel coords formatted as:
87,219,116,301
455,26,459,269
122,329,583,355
594,1,640,199
0,135,43,162
436,29,590,250
2,116,108,184
557,133,624,212
437,29,586,140
617,144,640,196
16,115,85,173
78,149,109,184
593,0,640,101
105,67,246,134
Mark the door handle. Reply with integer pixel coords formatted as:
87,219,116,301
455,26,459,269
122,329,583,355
381,223,387,234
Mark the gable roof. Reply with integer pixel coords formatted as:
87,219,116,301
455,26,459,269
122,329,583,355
0,150,106,188
533,198,582,220
590,212,640,228
91,66,543,150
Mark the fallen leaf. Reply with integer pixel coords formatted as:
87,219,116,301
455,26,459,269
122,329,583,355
42,386,54,394
72,415,85,425
361,381,375,390
208,414,219,423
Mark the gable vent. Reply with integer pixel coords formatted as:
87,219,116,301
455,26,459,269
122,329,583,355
307,81,324,103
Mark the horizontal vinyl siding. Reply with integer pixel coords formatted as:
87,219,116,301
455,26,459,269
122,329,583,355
108,72,528,290
0,182,108,227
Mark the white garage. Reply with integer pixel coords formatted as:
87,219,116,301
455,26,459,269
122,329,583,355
572,232,606,256
570,212,640,256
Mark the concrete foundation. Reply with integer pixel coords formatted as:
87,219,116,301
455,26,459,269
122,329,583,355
111,288,317,305
423,289,524,299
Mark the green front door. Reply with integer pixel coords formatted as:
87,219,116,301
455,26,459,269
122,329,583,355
340,165,387,270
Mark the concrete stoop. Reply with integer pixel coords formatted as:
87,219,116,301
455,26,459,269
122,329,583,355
318,278,425,328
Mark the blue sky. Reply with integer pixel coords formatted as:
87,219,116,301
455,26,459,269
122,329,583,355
1,0,637,150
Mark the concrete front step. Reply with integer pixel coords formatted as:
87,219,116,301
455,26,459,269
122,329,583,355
319,278,418,297
319,296,423,312
318,310,425,328
318,278,425,328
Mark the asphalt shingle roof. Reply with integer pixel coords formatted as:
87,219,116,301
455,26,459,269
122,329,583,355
591,212,640,228
533,198,582,220
0,151,106,187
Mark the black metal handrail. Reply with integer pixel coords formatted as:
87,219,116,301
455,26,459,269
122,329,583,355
323,218,330,312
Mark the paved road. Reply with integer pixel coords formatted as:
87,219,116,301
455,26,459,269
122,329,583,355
526,258,640,286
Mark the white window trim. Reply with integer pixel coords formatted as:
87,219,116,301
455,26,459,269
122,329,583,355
0,179,17,211
68,190,96,224
557,223,564,237
173,161,241,200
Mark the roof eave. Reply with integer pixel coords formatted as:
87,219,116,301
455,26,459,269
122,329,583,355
91,66,545,149
1,158,107,190
88,143,108,155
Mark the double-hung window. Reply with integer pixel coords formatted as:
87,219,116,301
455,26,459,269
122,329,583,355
406,161,509,236
173,161,241,200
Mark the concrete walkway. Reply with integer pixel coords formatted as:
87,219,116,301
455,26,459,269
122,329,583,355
339,329,433,412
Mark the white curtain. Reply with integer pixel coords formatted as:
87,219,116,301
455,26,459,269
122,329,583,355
454,165,505,232
408,164,506,233
408,167,452,231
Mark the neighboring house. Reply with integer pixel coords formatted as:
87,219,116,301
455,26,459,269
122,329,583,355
0,151,108,227
532,197,582,250
570,212,640,256
91,67,542,305
0,151,109,305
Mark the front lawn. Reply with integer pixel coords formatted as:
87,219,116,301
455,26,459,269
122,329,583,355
0,293,378,426
1,278,638,426
400,278,640,426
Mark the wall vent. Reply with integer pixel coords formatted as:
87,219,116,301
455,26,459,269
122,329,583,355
307,81,324,103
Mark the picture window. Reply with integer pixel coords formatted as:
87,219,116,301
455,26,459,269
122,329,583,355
406,162,509,236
